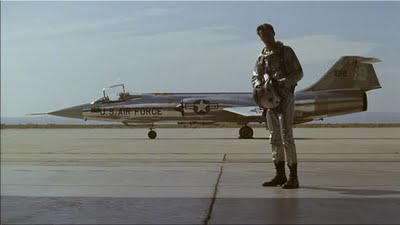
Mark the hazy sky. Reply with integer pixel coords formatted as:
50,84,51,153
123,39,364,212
1,1,399,117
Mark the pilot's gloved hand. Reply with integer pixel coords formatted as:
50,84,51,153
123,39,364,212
277,79,291,98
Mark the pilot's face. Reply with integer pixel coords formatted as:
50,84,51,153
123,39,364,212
258,29,275,46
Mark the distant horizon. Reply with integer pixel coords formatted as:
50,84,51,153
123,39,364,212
2,110,399,118
2,112,400,125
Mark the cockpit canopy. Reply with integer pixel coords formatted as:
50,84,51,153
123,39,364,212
90,83,142,104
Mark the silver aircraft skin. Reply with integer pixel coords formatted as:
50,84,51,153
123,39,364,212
43,56,382,139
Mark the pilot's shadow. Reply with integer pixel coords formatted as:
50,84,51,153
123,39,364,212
302,186,400,196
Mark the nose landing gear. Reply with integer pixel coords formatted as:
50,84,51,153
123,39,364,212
148,128,157,139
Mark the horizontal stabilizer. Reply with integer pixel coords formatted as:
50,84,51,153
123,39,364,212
223,107,263,117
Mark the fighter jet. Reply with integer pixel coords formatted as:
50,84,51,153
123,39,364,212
38,56,381,139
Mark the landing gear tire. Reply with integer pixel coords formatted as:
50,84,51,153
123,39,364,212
239,126,254,139
148,130,157,139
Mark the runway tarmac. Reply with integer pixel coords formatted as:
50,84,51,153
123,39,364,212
1,128,400,224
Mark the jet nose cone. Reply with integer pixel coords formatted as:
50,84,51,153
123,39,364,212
49,104,88,119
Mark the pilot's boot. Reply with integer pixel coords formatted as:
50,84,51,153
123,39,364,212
282,163,299,189
262,161,287,187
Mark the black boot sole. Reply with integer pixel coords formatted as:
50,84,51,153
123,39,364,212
282,183,300,189
262,179,287,187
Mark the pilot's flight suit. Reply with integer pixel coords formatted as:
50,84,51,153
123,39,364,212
252,41,303,189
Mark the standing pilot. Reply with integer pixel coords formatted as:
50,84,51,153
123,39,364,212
252,23,303,189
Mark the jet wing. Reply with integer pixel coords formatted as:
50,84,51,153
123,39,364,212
223,106,263,117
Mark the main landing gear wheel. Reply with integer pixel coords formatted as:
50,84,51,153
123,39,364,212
239,125,254,139
148,130,157,139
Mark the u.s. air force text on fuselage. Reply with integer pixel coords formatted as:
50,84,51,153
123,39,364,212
89,107,163,116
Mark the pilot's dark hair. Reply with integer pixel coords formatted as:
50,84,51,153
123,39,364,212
257,23,275,36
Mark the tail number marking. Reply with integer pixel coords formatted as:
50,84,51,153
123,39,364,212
334,70,347,78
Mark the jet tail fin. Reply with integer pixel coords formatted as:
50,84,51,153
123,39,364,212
302,56,382,92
